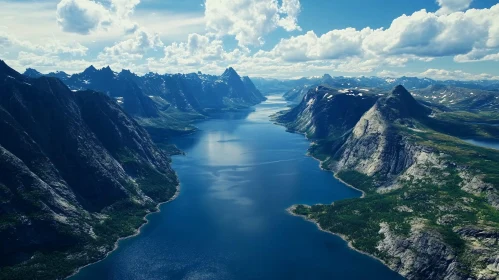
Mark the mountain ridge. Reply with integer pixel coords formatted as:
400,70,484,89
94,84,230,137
25,65,266,140
278,85,499,279
0,60,178,279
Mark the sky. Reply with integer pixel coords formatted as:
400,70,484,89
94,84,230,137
1,0,499,80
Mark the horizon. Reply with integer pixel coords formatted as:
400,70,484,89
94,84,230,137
1,0,499,81
14,61,499,83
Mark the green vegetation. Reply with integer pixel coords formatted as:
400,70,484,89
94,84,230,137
0,160,177,280
405,128,499,186
294,125,499,277
436,111,499,125
0,199,159,280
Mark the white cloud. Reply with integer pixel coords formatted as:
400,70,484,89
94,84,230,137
266,28,372,62
3,0,499,80
252,4,499,65
204,0,301,47
378,68,499,81
0,29,88,56
278,0,302,32
160,33,236,67
8,51,94,74
56,0,143,35
99,28,163,59
56,0,111,34
436,0,473,15
363,8,491,58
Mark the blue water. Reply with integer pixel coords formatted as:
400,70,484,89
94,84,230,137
463,139,499,150
70,96,403,280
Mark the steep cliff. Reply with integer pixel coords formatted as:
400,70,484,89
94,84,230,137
282,85,499,279
277,86,378,139
0,60,178,279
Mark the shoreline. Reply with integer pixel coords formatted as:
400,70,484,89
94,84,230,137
275,119,395,274
67,180,181,279
69,100,270,278
305,150,366,199
273,119,366,198
285,205,390,268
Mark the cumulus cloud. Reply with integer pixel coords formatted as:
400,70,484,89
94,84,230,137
204,0,301,47
56,0,111,34
5,0,499,79
363,8,490,58
266,28,372,62
98,28,163,62
251,3,499,66
436,0,473,15
278,0,302,32
161,33,238,67
56,0,141,35
0,29,88,56
10,51,94,74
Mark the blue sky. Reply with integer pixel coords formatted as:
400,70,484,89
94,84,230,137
1,0,499,80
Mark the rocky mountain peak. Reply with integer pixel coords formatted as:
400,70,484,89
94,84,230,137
390,85,413,99
322,74,333,80
380,85,431,120
222,67,241,79
83,65,97,74
24,68,42,78
119,69,135,79
101,66,113,73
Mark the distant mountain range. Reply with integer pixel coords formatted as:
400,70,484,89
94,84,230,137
250,74,499,102
0,60,179,279
24,66,266,140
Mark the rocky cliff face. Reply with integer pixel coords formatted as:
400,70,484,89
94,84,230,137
283,85,499,280
0,60,178,279
331,86,431,180
277,86,378,139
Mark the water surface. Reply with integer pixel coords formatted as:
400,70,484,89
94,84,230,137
463,139,499,150
71,95,403,280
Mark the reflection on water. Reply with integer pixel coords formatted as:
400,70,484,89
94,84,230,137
462,139,499,150
70,95,403,280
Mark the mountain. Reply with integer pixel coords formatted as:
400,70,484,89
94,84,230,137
413,84,499,111
33,66,266,140
133,67,266,113
279,85,499,279
276,86,378,139
276,75,499,104
23,68,42,78
0,60,178,279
